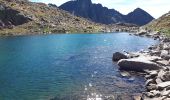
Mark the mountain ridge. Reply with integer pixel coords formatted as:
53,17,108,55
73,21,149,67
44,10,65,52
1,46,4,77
0,0,139,36
59,0,154,26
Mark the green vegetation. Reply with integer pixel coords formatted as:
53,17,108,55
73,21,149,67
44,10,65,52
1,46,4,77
145,11,170,37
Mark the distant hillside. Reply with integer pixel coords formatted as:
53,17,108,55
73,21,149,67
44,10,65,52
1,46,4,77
59,0,154,26
0,0,106,36
145,11,170,36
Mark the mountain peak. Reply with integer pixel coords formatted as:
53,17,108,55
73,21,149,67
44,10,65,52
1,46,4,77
133,8,146,13
125,8,154,26
134,8,143,11
59,1,154,26
77,0,92,4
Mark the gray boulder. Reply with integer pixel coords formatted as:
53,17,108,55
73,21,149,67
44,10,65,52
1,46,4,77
112,52,128,61
160,50,169,58
157,81,170,90
160,71,170,81
117,57,161,72
137,30,147,35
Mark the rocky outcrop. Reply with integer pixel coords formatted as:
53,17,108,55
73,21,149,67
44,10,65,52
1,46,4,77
118,57,161,72
0,4,31,29
112,52,128,61
59,0,154,26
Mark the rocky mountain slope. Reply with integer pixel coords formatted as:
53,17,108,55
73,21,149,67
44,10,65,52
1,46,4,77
59,0,154,26
0,0,108,36
125,8,154,26
145,11,170,36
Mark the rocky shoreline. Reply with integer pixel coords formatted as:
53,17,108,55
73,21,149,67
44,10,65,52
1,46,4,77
113,30,170,100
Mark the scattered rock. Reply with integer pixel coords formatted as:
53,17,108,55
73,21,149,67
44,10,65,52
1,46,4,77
150,50,161,56
112,52,128,61
133,95,142,100
161,50,169,58
150,90,161,97
162,90,170,96
145,79,155,86
113,30,170,99
155,78,163,84
148,45,157,50
146,92,154,98
163,55,170,60
137,30,147,35
126,52,140,58
146,84,157,91
156,60,169,66
161,71,170,81
163,38,170,42
157,81,170,90
149,71,158,77
163,44,170,50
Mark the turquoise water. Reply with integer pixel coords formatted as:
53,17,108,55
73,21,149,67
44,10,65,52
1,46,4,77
0,33,158,100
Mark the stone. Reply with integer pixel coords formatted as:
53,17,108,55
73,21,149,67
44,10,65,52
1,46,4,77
120,71,130,77
117,57,161,72
145,75,152,79
162,90,170,96
146,84,157,91
163,44,170,50
161,71,170,81
163,38,170,42
133,95,142,100
112,52,128,61
126,52,140,58
146,79,155,86
156,78,163,84
146,92,154,98
148,45,157,50
137,30,147,35
157,81,170,90
163,55,170,60
161,50,169,58
149,71,158,77
150,90,161,97
156,60,169,66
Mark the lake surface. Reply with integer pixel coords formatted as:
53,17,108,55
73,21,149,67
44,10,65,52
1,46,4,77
0,33,158,100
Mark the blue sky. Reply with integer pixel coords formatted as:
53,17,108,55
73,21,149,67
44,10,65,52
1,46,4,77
31,0,170,18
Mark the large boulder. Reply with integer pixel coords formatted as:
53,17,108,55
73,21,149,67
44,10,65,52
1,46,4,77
112,52,128,61
157,81,170,90
117,57,161,72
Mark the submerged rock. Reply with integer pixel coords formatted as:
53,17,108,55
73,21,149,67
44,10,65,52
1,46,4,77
117,57,161,72
112,52,128,61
